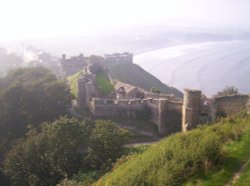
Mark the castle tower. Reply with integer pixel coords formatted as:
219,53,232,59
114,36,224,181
62,54,66,61
77,76,87,109
158,99,168,135
182,89,201,133
85,81,96,105
77,74,98,110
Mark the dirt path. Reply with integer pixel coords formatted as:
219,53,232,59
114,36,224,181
124,141,157,147
225,158,250,186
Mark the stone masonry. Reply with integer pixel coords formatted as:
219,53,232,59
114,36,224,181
65,53,250,136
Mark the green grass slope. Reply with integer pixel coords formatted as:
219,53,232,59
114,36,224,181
96,72,114,96
67,72,81,98
183,117,250,186
106,62,183,98
233,160,250,186
93,112,250,186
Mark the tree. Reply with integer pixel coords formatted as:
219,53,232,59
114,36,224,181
0,67,72,155
87,120,131,168
150,87,161,94
214,86,239,97
3,117,92,186
3,118,131,186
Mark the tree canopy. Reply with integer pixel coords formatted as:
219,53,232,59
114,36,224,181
3,117,131,186
0,67,72,155
214,86,239,97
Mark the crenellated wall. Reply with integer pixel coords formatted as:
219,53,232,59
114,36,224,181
77,68,196,136
89,97,182,135
89,98,145,117
88,92,250,136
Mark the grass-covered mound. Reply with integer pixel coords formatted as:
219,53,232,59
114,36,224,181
67,71,81,98
95,72,114,96
92,112,250,186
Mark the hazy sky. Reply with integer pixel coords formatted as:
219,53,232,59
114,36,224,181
0,0,250,41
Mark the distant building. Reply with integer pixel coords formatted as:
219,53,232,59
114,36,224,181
104,52,133,63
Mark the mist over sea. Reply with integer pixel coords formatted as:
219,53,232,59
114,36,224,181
134,40,250,96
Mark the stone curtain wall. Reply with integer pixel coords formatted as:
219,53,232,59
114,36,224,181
61,54,85,76
213,94,249,117
89,98,183,135
89,98,145,117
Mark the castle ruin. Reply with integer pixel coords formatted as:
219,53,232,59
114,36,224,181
61,54,85,76
64,53,250,136
75,59,203,135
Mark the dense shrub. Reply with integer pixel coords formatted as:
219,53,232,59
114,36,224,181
3,118,131,186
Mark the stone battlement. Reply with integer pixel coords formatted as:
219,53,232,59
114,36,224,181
90,97,181,107
184,88,201,93
89,97,183,135
91,98,156,106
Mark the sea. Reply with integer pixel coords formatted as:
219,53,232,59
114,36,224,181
134,40,250,96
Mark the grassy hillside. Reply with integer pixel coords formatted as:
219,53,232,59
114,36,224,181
96,72,114,96
67,71,81,98
233,160,250,186
106,62,183,98
91,112,250,186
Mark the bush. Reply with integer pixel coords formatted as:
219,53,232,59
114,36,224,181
3,118,131,186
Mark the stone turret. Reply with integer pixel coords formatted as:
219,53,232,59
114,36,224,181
77,76,87,109
77,74,98,110
158,99,168,135
182,89,201,133
62,54,66,61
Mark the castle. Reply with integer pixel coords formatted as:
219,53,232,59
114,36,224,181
62,53,250,136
